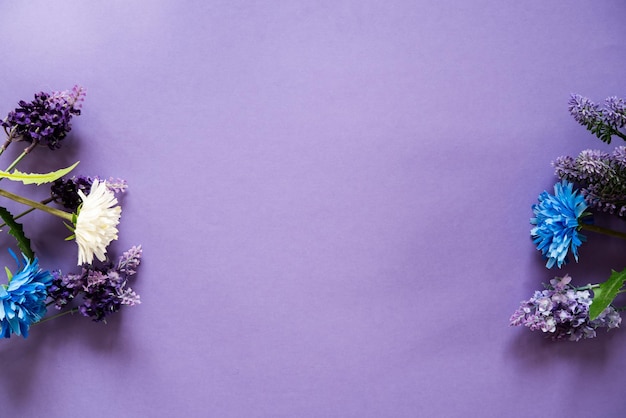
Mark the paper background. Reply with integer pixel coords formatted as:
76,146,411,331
0,1,625,417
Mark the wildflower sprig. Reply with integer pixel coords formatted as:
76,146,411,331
513,93,626,341
554,147,626,216
0,86,141,339
569,94,626,144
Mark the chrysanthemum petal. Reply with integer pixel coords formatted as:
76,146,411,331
74,179,122,265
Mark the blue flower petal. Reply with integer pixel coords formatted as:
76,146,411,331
530,180,589,268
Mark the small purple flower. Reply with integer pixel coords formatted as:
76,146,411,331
568,93,626,144
48,246,141,322
51,175,127,211
510,275,622,341
553,146,626,216
2,85,85,150
569,94,602,126
604,96,626,128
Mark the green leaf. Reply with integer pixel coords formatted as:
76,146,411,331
0,207,34,261
4,266,12,281
0,161,79,185
589,268,626,320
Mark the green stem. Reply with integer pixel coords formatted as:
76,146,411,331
615,130,626,141
0,197,54,228
0,127,16,157
4,150,27,173
577,284,600,291
0,140,38,177
32,308,79,326
0,188,72,221
580,223,626,241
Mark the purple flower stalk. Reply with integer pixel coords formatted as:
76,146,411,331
47,245,141,322
2,85,85,151
568,94,626,144
554,146,626,216
510,275,621,341
51,175,128,211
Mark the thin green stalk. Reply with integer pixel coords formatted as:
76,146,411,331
1,140,38,176
0,127,16,157
4,150,28,173
577,284,600,291
32,308,79,326
0,197,54,228
0,188,72,221
580,223,626,241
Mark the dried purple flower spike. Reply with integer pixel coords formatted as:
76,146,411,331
48,245,142,322
51,176,127,211
568,93,626,144
554,146,626,216
1,85,85,151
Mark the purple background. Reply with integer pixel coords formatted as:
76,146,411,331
0,1,625,417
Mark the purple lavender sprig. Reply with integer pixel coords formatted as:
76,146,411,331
554,146,626,216
1,85,85,151
510,275,621,341
569,94,626,144
47,245,142,322
51,176,127,211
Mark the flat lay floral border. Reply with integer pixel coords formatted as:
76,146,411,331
511,94,626,341
0,86,140,339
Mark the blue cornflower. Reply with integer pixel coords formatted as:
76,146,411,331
531,180,590,268
0,252,53,338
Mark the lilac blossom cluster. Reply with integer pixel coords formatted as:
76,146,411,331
568,94,626,144
51,176,127,211
510,275,621,341
553,146,626,216
48,246,142,322
1,85,85,150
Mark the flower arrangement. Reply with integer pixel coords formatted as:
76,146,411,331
511,94,626,341
0,86,140,338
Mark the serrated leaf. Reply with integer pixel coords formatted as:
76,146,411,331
0,207,34,261
589,268,626,320
0,161,79,185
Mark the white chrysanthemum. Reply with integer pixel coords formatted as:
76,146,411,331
74,179,122,265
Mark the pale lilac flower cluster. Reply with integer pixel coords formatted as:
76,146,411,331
554,146,626,216
510,275,621,341
48,246,141,322
568,94,626,144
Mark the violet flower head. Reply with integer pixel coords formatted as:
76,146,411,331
554,146,626,216
604,96,626,128
48,245,141,322
510,275,621,341
2,85,85,150
51,175,127,212
568,93,626,144
568,94,602,127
